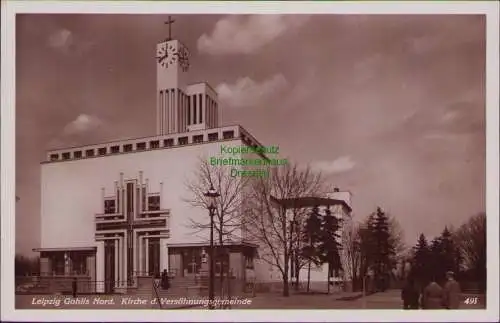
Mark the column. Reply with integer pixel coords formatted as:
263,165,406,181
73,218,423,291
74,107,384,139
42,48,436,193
138,236,143,275
121,236,127,287
145,237,150,275
160,239,169,272
96,241,105,293
133,232,137,280
114,238,119,287
64,252,71,275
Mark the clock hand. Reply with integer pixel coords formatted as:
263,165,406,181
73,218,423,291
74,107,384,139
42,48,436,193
157,54,168,62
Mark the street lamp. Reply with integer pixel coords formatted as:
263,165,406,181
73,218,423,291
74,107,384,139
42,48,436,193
204,184,219,309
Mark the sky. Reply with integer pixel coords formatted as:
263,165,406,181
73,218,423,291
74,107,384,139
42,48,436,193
15,14,486,256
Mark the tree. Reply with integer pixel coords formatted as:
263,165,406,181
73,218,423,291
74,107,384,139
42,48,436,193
454,212,486,291
428,227,462,284
15,254,39,276
300,206,323,292
368,207,395,291
319,206,342,293
245,163,324,296
184,157,249,296
343,221,362,291
410,233,431,287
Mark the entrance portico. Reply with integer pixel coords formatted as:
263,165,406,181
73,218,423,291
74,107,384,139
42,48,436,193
94,172,170,292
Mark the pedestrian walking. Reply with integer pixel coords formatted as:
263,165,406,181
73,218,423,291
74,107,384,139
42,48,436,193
422,279,444,309
443,271,461,309
401,277,420,309
161,269,170,290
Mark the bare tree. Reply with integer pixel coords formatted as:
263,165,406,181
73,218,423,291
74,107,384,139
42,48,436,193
454,212,486,291
184,157,249,296
245,163,324,297
343,220,361,291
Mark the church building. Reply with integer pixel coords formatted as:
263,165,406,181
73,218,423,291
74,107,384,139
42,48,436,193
34,22,353,294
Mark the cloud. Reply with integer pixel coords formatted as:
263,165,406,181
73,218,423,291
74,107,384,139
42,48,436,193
63,114,103,136
48,29,74,52
198,15,309,55
312,156,356,175
47,28,94,55
216,74,288,108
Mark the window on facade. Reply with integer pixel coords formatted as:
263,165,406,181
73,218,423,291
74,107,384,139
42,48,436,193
208,133,218,141
178,137,188,145
193,135,203,143
187,96,191,126
148,195,161,211
104,199,116,214
123,144,133,152
62,152,71,160
223,130,235,139
245,255,254,269
85,149,95,157
193,96,197,124
150,140,160,149
71,253,88,275
136,142,146,150
198,94,203,124
98,147,107,156
110,146,120,154
50,154,59,161
215,252,230,275
74,151,82,159
142,187,146,211
163,138,174,147
51,253,65,275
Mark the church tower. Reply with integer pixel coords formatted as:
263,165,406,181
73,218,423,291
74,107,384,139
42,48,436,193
156,17,219,135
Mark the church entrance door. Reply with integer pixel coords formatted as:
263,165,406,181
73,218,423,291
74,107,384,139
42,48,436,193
104,240,115,293
148,238,160,276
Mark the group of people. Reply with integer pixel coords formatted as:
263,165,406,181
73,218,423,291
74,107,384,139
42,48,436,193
154,269,171,290
401,271,461,309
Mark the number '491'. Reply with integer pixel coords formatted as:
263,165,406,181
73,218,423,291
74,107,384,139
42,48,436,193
464,297,478,305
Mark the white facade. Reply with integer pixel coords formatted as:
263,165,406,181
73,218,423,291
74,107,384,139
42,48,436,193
37,31,353,292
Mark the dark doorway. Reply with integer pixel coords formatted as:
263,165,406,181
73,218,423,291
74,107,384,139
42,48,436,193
148,238,160,276
104,240,116,293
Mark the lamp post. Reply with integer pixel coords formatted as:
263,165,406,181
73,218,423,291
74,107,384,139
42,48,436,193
204,184,219,309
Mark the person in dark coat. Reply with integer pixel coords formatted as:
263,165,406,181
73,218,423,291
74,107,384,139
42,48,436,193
422,279,444,309
401,277,420,309
161,269,170,290
72,277,77,297
443,271,461,309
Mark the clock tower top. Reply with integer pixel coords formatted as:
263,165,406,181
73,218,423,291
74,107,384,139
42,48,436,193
156,17,219,136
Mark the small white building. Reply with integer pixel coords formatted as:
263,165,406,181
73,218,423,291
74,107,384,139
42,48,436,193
34,31,352,293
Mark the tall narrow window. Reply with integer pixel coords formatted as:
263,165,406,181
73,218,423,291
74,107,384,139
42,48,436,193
159,90,164,133
193,95,197,124
142,187,146,211
116,188,121,214
104,199,116,214
198,94,203,124
126,183,134,216
187,96,191,126
148,195,161,211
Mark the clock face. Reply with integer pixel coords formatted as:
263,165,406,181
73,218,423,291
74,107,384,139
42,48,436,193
156,43,190,71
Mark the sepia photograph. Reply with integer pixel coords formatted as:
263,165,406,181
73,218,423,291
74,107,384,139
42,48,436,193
2,1,499,322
